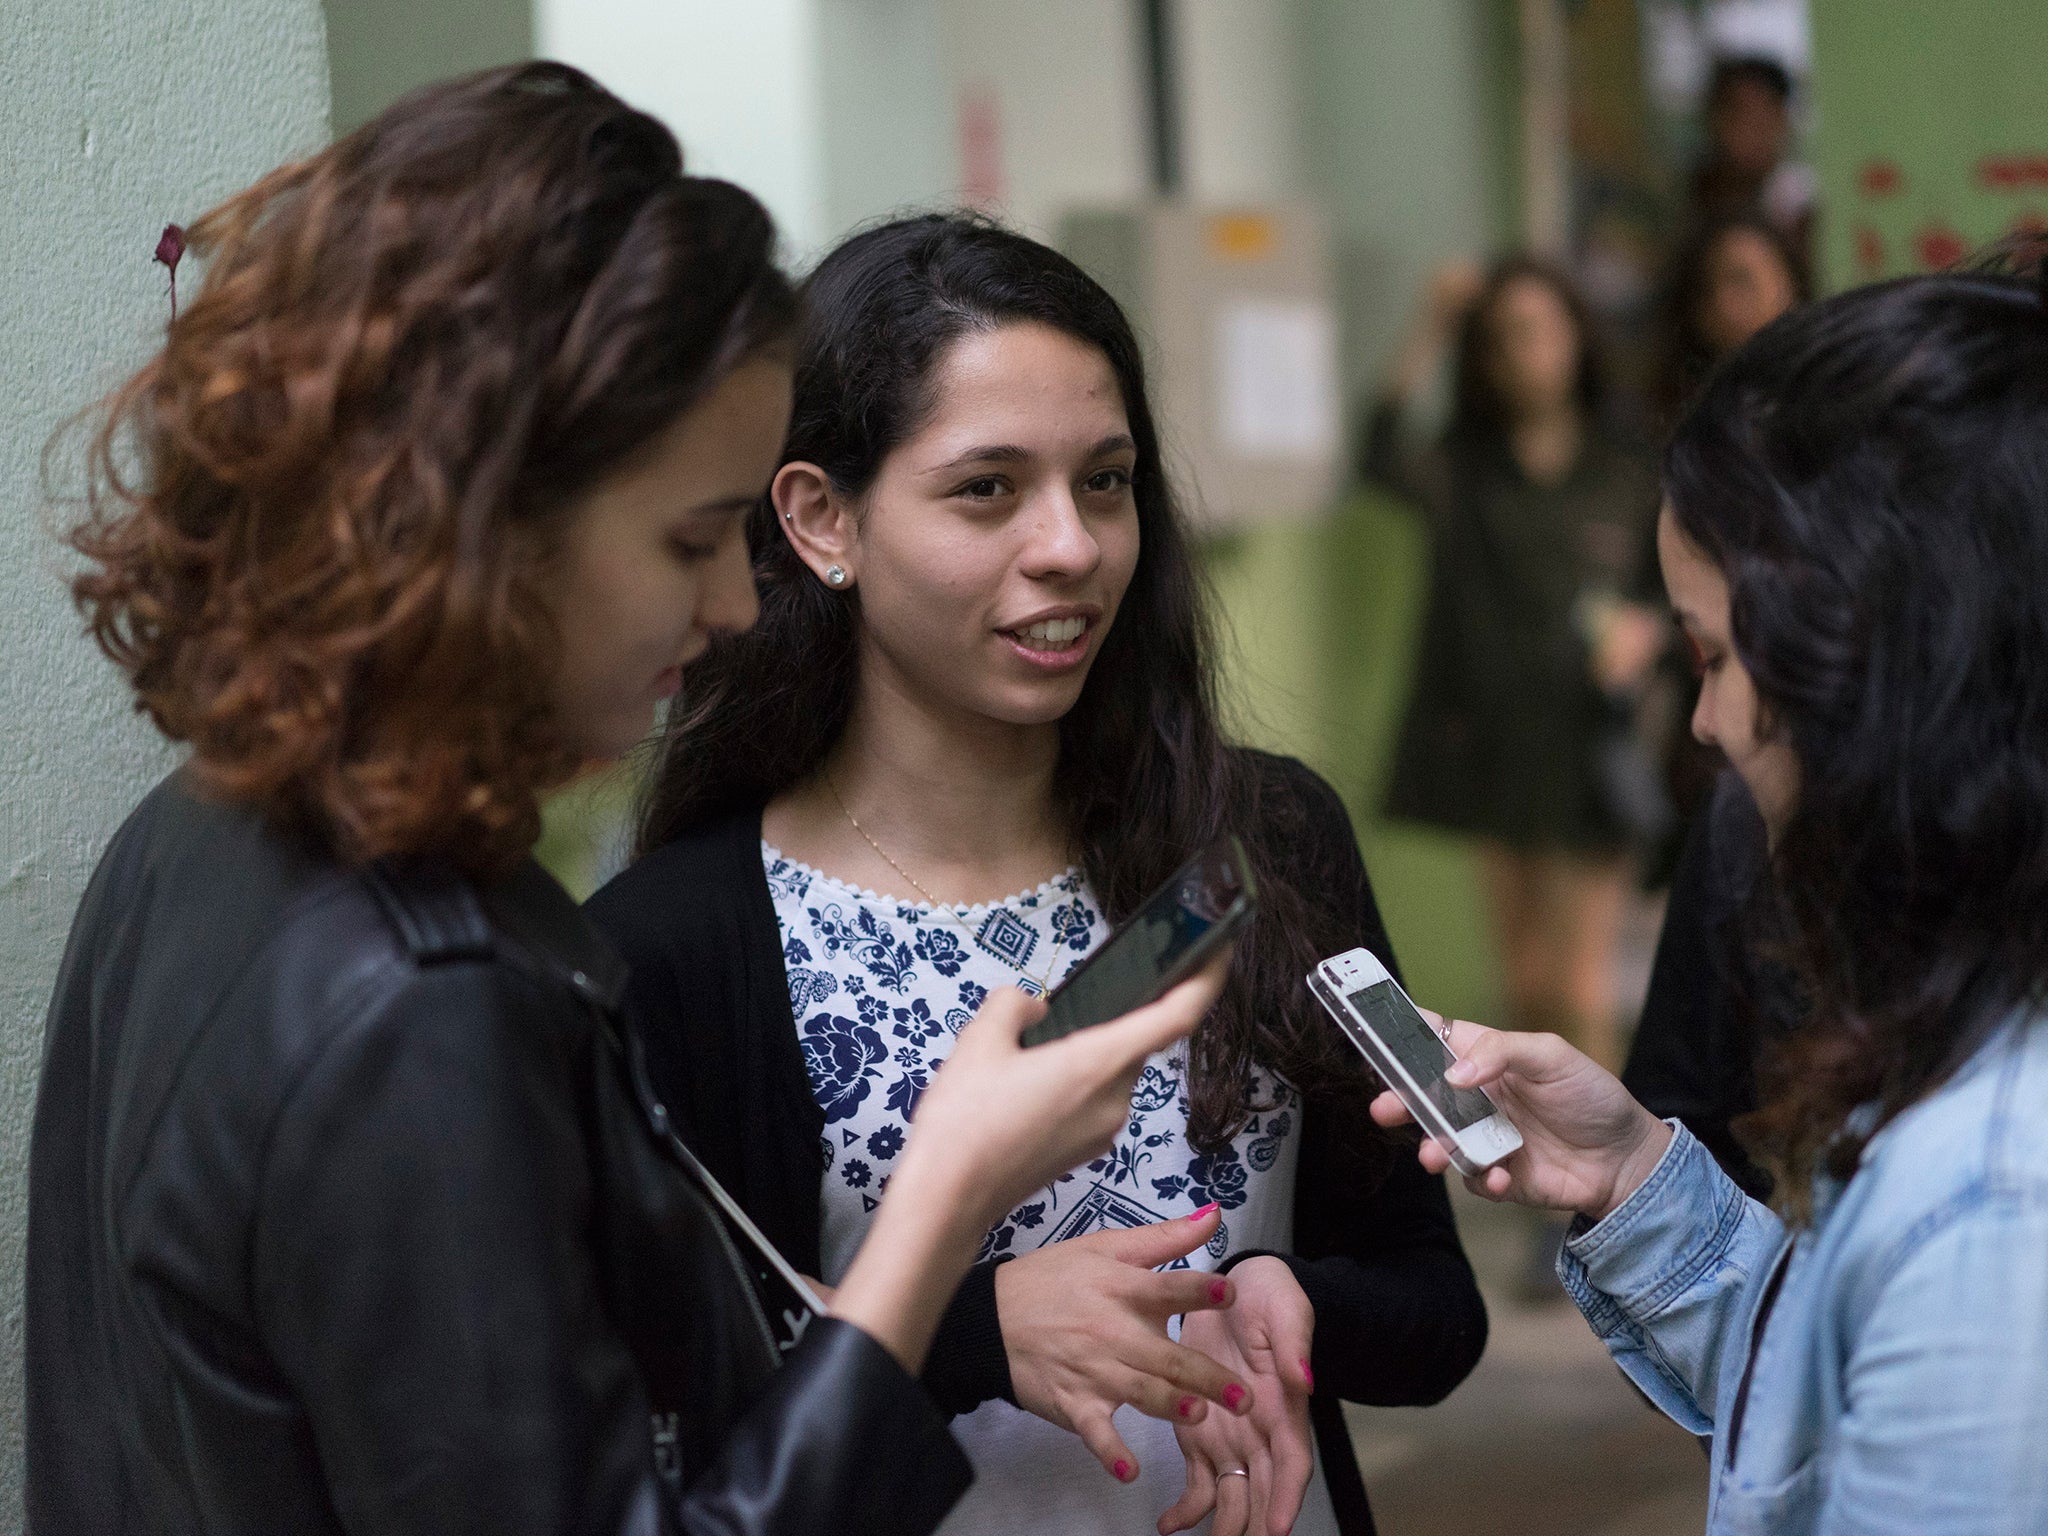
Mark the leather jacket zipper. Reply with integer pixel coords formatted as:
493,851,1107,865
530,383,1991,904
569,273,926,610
1724,1242,1795,1473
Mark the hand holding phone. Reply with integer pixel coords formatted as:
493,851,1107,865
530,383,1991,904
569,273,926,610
1308,948,1522,1176
833,965,1227,1376
1020,836,1256,1048
1363,1014,1673,1220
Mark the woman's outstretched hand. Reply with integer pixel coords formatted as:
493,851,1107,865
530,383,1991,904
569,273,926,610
998,1208,1253,1483
1158,1256,1315,1536
831,957,1232,1374
1368,1015,1672,1224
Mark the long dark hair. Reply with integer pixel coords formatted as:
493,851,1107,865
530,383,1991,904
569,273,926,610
1448,254,1605,443
637,212,1373,1152
66,62,794,874
1665,258,2048,1214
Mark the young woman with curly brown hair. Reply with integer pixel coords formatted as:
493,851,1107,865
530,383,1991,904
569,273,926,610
23,64,1225,1536
1374,263,2048,1534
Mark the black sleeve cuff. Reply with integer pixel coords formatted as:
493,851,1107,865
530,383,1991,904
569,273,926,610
917,1257,1016,1418
681,1316,972,1536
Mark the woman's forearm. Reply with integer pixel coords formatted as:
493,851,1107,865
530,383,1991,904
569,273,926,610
826,1155,987,1376
1385,259,1481,401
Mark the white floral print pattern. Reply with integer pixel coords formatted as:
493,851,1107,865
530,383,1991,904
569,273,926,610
763,844,1338,1536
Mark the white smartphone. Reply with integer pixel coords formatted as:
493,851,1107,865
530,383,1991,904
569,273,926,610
1308,947,1523,1176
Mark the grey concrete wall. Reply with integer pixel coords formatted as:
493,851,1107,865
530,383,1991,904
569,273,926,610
0,0,330,1519
1296,0,1516,396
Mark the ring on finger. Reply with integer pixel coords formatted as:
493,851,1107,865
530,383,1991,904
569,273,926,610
1220,1467,1250,1480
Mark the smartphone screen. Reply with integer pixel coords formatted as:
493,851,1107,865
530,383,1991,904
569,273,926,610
1344,980,1498,1130
1022,839,1253,1046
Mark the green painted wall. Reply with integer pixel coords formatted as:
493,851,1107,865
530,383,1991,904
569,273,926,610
0,0,331,1517
324,0,530,135
1207,494,1500,1025
1296,0,1516,399
1809,0,2048,289
817,0,958,243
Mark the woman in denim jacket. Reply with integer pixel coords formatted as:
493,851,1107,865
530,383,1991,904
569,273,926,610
1374,258,2048,1534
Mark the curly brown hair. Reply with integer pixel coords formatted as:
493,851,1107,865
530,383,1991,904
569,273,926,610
67,63,794,873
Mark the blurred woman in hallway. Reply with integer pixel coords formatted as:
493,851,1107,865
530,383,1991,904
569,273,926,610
1656,213,1809,434
1639,214,1810,887
1367,258,1663,1073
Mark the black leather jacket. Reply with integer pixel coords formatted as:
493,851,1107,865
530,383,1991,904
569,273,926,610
25,774,971,1535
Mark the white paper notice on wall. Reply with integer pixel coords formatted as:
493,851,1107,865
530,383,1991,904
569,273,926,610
1213,298,1340,461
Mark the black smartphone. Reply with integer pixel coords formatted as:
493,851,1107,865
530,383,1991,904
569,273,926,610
1020,834,1256,1047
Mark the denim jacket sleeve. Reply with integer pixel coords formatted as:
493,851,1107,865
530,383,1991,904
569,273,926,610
1555,1122,1783,1435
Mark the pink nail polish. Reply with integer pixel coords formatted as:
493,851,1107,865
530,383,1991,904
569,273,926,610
1188,1201,1219,1222
1177,1394,1196,1418
1223,1383,1246,1410
1300,1358,1315,1392
1208,1278,1228,1304
1114,1458,1134,1483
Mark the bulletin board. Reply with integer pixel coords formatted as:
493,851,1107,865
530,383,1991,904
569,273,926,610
1809,0,2048,289
1061,204,1342,532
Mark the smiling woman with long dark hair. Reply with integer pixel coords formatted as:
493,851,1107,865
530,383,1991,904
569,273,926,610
23,67,1225,1536
590,214,1485,1536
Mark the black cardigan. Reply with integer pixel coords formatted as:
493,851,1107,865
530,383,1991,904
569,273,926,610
587,751,1487,1535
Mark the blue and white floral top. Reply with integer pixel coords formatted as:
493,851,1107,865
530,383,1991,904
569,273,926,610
764,845,1339,1536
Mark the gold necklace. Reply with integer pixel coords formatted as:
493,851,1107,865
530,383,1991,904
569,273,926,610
824,775,1068,996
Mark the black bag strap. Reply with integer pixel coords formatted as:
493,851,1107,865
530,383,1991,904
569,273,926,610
608,1013,826,1356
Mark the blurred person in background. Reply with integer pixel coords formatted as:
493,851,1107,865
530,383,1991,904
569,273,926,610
1688,55,1816,264
23,65,1227,1536
1368,257,1664,1077
590,213,1486,1536
1656,212,1810,436
1640,213,1811,887
1621,220,1813,1189
1375,261,2048,1535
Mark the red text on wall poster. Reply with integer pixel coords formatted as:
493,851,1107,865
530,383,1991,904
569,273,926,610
1914,224,1969,271
1977,155,2048,192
